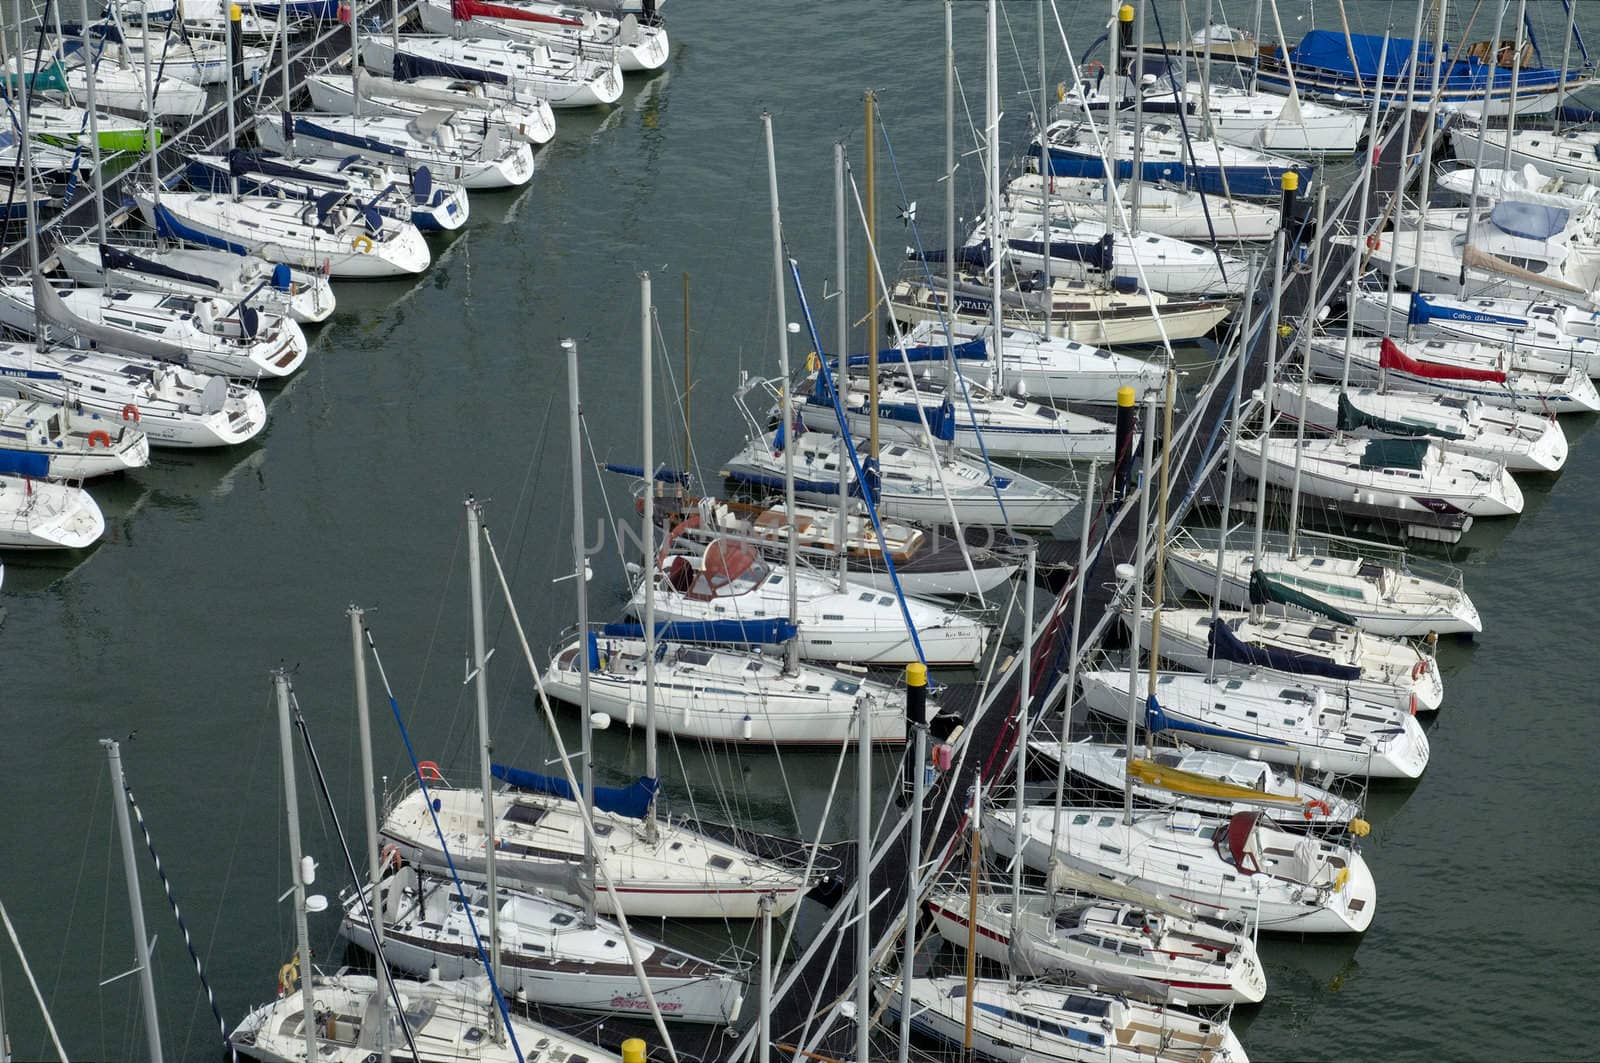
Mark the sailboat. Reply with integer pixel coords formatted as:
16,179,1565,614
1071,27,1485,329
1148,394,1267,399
65,18,268,85
1004,171,1282,243
1032,117,1311,199
0,395,151,478
419,0,670,72
305,67,557,145
53,240,337,324
1350,288,1600,378
184,149,472,233
360,33,623,108
0,460,104,549
1039,739,1363,826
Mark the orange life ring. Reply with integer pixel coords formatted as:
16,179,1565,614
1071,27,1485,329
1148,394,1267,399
1365,234,1381,252
87,429,112,448
121,403,141,423
1411,659,1426,680
380,844,403,872
416,760,445,783
1409,693,1418,716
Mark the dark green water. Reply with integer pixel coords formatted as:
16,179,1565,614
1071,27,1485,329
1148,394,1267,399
3,2,1598,1060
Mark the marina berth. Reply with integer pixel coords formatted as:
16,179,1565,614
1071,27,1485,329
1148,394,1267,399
305,69,558,145
1037,738,1365,826
1078,666,1431,780
927,883,1269,1005
134,190,432,279
0,396,151,479
986,803,1378,933
341,863,745,1024
1267,377,1568,474
53,242,336,324
360,34,624,108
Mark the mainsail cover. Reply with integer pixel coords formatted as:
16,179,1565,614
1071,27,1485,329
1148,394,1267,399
1379,337,1506,384
1208,618,1362,681
1407,293,1528,330
1248,568,1358,626
1045,861,1196,920
1358,437,1429,470
491,763,659,820
600,619,799,644
0,449,49,477
30,273,194,365
450,0,582,25
1337,391,1462,440
99,244,222,292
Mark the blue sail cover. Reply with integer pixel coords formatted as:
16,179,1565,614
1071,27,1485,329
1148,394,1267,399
1489,201,1568,242
151,203,252,256
1005,233,1115,273
1408,293,1529,329
841,337,988,369
1289,30,1433,78
393,50,509,86
601,619,799,644
100,244,222,291
599,462,692,483
491,763,659,820
1207,619,1362,682
0,449,49,477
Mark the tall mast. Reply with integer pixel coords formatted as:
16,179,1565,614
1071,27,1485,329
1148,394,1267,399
1200,0,1216,138
1130,0,1147,233
278,0,292,152
894,664,928,1063
1122,389,1158,826
986,0,1005,395
1105,0,1123,231
1499,0,1528,175
15,0,44,348
272,670,318,1063
756,894,773,1063
1046,462,1096,892
1009,543,1037,946
352,0,362,117
1145,365,1174,720
1037,0,1051,334
1287,186,1327,559
1210,257,1259,674
640,271,660,841
465,499,504,1008
564,339,598,926
1341,32,1387,391
834,142,851,592
1408,0,1450,339
1460,0,1509,297
945,0,957,371
347,605,390,1063
761,111,801,675
1554,0,1578,134
102,739,164,1063
865,90,880,467
1380,0,1428,335
80,0,106,239
141,1,158,202
1250,230,1286,571
852,647,872,1063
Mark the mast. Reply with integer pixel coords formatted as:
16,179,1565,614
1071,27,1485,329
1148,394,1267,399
351,0,362,117
1498,0,1528,175
347,605,390,1063
565,339,598,926
465,498,504,1008
640,271,660,841
986,0,1005,396
761,111,801,675
1250,230,1286,577
1105,1,1123,232
1121,389,1157,827
961,776,981,1052
1287,186,1327,558
865,90,880,467
1554,0,1578,134
1037,0,1051,333
1380,0,1429,335
1009,543,1036,947
1408,0,1450,340
944,0,957,379
1200,0,1216,138
1209,257,1259,675
1130,0,1146,234
278,0,292,152
102,739,164,1063
1046,462,1095,891
1460,0,1509,297
683,272,692,464
853,649,871,1063
15,1,44,349
272,670,318,1063
1341,32,1387,391
835,142,850,591
1144,365,1173,724
757,893,773,1063
894,663,928,1063
80,0,106,239
140,0,158,200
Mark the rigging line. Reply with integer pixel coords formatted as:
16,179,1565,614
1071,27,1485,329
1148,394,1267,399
578,408,626,574
786,255,926,666
872,99,1017,564
118,782,237,1062
46,760,102,1022
285,696,423,1063
0,899,69,1063
477,526,686,1063
361,624,529,1063
404,503,465,770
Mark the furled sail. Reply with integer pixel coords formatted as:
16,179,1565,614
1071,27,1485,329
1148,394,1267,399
1207,618,1363,681
491,763,659,820
1379,336,1507,384
1247,568,1358,627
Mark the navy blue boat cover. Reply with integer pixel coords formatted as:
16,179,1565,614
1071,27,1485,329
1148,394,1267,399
1207,618,1362,681
491,763,659,820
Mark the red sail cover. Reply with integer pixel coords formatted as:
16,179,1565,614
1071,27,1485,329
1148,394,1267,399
1379,337,1507,383
450,0,582,26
